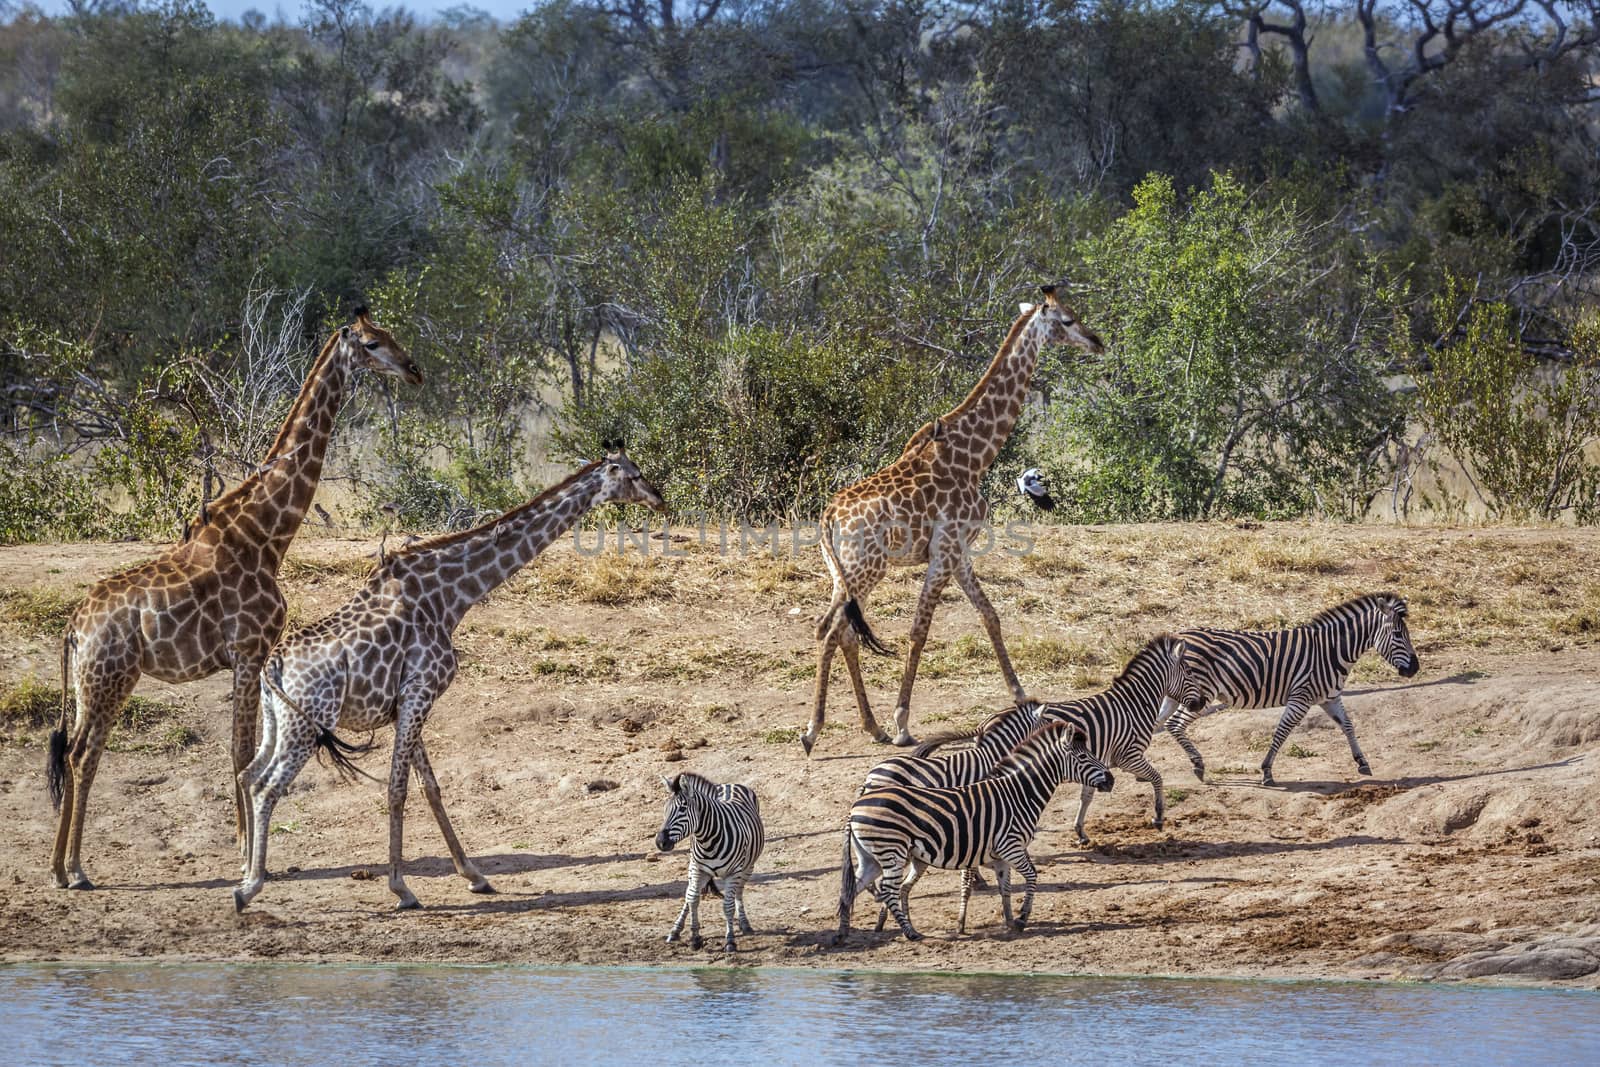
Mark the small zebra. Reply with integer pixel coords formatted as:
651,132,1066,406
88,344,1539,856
856,701,1041,928
655,772,765,952
1158,592,1420,786
1038,633,1207,845
837,720,1113,943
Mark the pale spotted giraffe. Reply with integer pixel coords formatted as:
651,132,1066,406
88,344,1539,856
801,287,1104,755
233,448,665,911
47,310,421,890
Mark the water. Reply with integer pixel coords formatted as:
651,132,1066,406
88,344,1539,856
4,963,1597,1066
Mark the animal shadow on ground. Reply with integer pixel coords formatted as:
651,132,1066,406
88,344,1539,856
1344,670,1484,698
1272,756,1585,796
1083,834,1402,865
122,851,644,892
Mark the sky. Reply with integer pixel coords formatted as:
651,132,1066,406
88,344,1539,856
29,0,532,23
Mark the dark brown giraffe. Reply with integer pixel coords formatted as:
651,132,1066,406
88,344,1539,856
801,286,1104,755
47,310,422,889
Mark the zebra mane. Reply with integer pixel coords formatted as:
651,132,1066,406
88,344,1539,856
667,771,718,798
989,720,1079,777
1305,592,1400,627
1108,634,1182,687
911,730,975,758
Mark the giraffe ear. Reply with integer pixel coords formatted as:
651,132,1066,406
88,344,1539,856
1040,284,1057,297
339,325,351,340
352,305,370,320
1018,302,1036,316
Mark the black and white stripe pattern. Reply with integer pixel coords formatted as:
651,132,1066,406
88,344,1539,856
1159,592,1420,786
655,772,765,952
1038,633,1205,845
856,702,1041,928
837,721,1113,942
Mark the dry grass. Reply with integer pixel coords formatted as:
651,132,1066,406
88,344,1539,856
0,677,185,746
0,587,81,637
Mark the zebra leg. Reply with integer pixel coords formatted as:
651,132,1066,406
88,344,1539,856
735,873,754,935
994,863,1013,930
1074,782,1096,846
1165,706,1208,782
874,852,921,941
836,835,881,944
876,857,924,932
1322,696,1371,776
720,873,741,952
958,868,976,934
997,846,1038,932
1122,750,1165,830
1261,699,1312,786
668,861,711,948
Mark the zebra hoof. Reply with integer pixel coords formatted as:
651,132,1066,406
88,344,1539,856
1150,817,1163,830
690,935,705,950
903,929,923,942
1011,919,1027,933
722,940,737,953
1261,772,1276,787
1191,765,1206,783
1357,761,1372,776
664,932,679,944
739,921,754,935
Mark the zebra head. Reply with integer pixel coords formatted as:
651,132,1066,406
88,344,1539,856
1057,722,1115,794
1375,595,1420,678
655,774,695,853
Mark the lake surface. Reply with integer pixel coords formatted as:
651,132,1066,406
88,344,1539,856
4,963,1598,1066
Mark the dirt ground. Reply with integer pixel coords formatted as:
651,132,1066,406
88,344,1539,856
2,523,1598,986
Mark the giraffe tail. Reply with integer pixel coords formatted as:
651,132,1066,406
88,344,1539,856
47,634,74,811
843,598,894,657
262,658,381,785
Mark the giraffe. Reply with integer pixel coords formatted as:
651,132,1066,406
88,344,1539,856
46,309,422,890
800,286,1104,756
232,448,665,911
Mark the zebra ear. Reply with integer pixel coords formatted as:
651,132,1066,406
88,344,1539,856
659,774,673,792
665,774,681,794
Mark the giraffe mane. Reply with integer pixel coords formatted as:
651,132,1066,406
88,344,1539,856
385,458,605,560
942,305,1039,422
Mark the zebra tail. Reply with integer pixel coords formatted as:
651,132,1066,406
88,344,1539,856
843,599,894,657
837,824,858,921
47,634,74,812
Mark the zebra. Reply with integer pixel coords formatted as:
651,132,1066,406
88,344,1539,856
1157,592,1420,786
836,720,1114,943
1035,633,1206,846
856,701,1041,927
655,772,765,952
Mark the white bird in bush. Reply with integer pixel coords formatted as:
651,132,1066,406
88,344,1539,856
1017,468,1055,511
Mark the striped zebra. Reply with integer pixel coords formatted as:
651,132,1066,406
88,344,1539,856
856,701,1041,928
836,720,1113,943
1158,592,1420,786
655,772,765,952
1037,633,1206,846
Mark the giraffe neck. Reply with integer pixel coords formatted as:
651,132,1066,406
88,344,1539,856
213,332,351,567
939,310,1050,478
396,462,606,632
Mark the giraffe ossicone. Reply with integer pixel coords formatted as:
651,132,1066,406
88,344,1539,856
800,286,1105,756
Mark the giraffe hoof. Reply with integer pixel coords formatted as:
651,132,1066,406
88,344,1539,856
469,879,496,895
50,873,69,890
233,889,248,914
67,877,95,891
395,897,423,911
890,732,916,748
799,734,815,757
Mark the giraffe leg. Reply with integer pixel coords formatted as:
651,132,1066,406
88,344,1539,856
1322,696,1371,776
801,615,843,756
235,710,317,911
839,628,888,743
386,696,432,910
54,664,136,890
888,555,954,747
410,742,492,893
228,656,265,854
1261,699,1313,786
1122,750,1165,829
954,554,1027,704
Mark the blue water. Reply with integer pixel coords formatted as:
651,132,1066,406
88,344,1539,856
3,963,1597,1066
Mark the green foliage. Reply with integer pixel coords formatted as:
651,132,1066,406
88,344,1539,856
1037,173,1407,521
1416,286,1600,522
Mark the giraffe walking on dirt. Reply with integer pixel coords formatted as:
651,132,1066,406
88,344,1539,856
233,448,665,911
47,310,422,890
800,287,1104,755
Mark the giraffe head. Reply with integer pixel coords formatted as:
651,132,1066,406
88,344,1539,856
1021,285,1104,354
341,307,423,384
597,442,667,512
